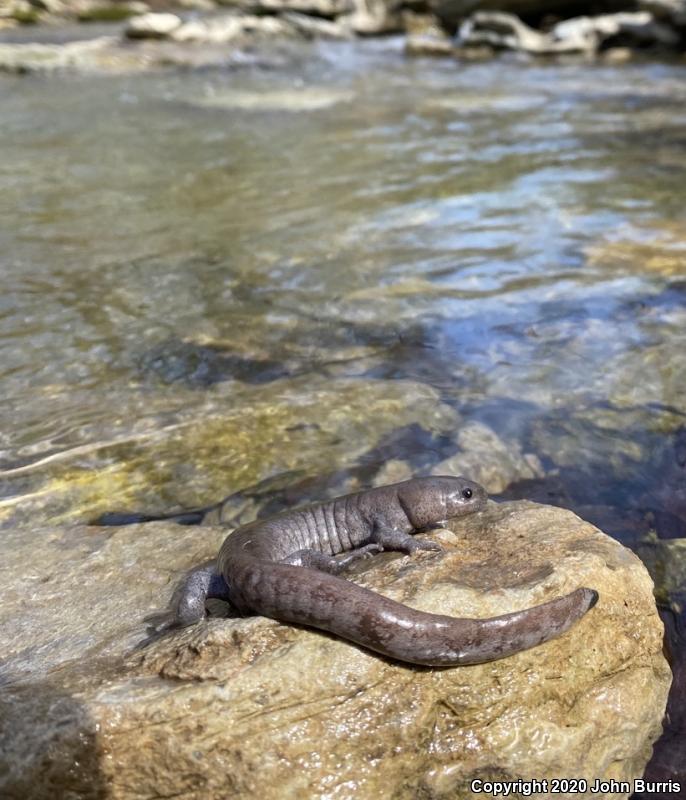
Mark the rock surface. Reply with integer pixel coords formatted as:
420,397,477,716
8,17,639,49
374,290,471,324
341,0,403,34
0,34,119,72
0,500,670,799
428,0,624,29
170,12,297,42
125,11,182,37
217,0,353,16
639,0,686,27
457,9,680,53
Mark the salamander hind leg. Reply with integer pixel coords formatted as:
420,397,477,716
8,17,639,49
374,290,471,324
146,561,230,631
282,545,382,575
371,526,443,554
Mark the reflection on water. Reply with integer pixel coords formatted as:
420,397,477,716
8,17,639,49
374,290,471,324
1,41,685,785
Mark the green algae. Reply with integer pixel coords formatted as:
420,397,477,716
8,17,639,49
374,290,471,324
76,4,141,22
637,534,686,604
1,378,459,527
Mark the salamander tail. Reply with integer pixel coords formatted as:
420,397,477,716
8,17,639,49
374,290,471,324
226,558,599,666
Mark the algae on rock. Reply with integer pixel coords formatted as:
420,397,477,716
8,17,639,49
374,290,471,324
0,377,459,528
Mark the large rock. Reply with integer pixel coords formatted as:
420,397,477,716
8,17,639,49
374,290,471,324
639,0,686,28
457,9,679,53
340,0,404,35
0,500,670,799
0,33,296,71
171,13,298,42
429,0,631,30
0,35,118,72
125,11,182,38
551,10,679,49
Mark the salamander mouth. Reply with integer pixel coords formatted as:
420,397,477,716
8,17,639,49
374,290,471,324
414,520,447,532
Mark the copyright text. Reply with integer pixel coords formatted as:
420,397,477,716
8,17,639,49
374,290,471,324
470,778,682,795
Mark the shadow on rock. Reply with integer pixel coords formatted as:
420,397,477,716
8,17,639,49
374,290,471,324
632,601,686,799
0,678,107,800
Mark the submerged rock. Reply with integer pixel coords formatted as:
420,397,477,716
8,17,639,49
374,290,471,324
0,501,670,799
431,420,544,494
0,377,459,528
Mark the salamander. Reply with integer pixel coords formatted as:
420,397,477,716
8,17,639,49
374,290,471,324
159,475,598,666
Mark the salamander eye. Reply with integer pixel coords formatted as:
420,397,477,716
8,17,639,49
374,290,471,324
462,488,473,499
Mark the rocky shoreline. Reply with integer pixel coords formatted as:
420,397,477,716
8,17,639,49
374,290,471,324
1,0,685,72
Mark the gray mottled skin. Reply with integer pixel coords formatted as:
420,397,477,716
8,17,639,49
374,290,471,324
166,476,598,666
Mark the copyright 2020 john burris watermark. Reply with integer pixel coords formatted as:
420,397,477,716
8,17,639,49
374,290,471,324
470,778,682,796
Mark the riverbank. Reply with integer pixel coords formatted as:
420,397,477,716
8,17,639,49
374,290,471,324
1,0,685,72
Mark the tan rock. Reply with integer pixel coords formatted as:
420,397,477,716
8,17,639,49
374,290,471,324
125,11,181,38
0,501,669,799
602,45,634,63
172,13,298,42
457,9,680,54
372,457,413,485
405,31,456,56
0,0,40,20
341,0,403,35
585,220,686,279
0,35,118,72
281,10,352,38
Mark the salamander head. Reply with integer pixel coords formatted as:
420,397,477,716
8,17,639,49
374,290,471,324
397,475,488,529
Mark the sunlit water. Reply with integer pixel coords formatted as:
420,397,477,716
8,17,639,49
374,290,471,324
1,39,685,784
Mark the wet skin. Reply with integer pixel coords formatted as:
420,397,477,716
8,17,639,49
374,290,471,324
164,476,598,666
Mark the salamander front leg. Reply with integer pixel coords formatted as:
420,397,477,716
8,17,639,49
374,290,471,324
281,544,382,575
371,526,443,554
